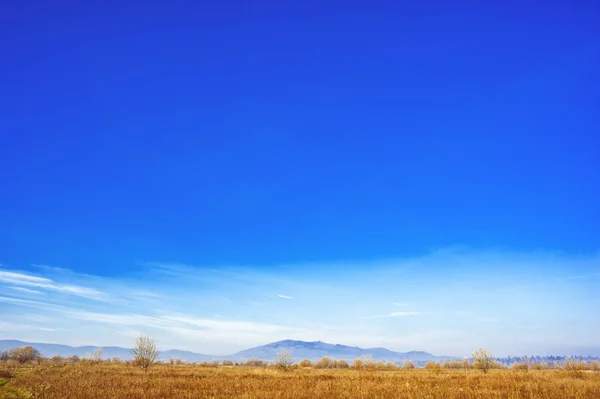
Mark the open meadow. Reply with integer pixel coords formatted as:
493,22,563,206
2,363,600,399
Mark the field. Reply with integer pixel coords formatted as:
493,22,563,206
2,364,600,399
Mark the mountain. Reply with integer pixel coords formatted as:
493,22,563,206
0,340,133,359
0,340,211,362
0,339,455,363
231,340,453,362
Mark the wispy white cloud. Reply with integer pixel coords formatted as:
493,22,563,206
364,311,422,319
0,270,107,301
5,286,45,295
0,271,49,284
1,249,599,356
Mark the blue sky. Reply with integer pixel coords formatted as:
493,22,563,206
1,1,599,357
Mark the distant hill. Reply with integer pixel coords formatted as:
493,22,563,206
0,339,456,363
231,340,454,362
0,340,212,362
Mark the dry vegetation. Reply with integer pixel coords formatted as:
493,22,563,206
1,362,600,399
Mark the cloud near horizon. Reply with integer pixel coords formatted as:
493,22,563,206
0,249,599,357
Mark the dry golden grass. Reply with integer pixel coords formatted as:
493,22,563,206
2,363,600,399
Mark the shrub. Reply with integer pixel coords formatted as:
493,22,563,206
298,359,312,368
425,362,442,371
245,358,267,367
371,361,386,370
335,360,349,369
472,349,494,374
564,358,585,378
273,349,294,371
68,355,80,364
10,347,41,364
588,361,600,371
386,362,396,370
222,360,234,366
314,357,334,369
463,358,474,370
403,360,415,369
352,359,363,369
443,361,463,369
50,356,66,364
512,362,529,371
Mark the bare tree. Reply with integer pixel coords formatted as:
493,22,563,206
10,346,41,364
273,349,294,371
92,348,103,364
131,334,159,372
472,348,494,374
402,360,415,369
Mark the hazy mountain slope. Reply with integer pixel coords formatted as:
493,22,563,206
0,339,454,362
230,340,451,362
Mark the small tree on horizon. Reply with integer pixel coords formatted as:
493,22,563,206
10,346,41,364
472,348,494,374
273,349,294,371
131,334,159,372
403,360,415,369
91,348,103,364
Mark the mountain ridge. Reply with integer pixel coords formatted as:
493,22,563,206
0,339,455,362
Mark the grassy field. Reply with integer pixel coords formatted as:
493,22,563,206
1,364,600,399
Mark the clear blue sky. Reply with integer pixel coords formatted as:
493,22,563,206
1,1,599,356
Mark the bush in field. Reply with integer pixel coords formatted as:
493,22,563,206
315,357,335,369
131,334,159,372
68,355,80,364
444,361,463,369
386,362,396,370
403,360,415,369
352,359,363,369
531,363,542,370
463,358,473,370
10,347,41,364
335,360,349,369
371,361,386,370
0,350,10,361
222,360,234,366
564,358,585,378
50,356,65,364
245,358,268,367
472,349,494,374
360,354,373,368
425,362,442,373
588,361,600,371
273,349,294,371
298,359,312,368
512,362,529,371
